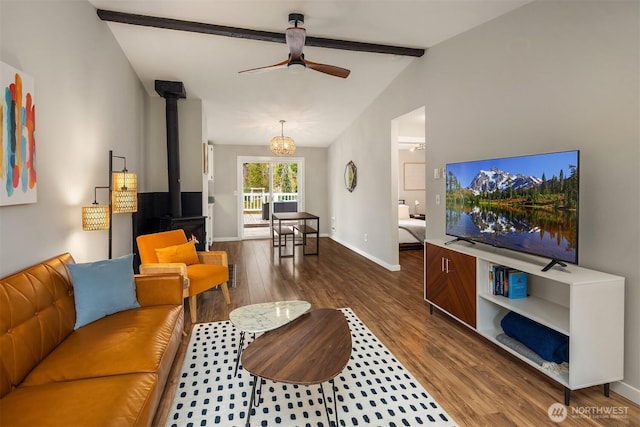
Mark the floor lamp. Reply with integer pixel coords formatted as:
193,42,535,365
82,150,137,259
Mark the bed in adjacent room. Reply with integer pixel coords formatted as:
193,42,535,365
398,204,425,250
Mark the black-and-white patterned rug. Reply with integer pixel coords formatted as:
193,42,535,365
166,308,457,427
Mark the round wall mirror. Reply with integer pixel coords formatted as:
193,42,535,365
344,160,357,192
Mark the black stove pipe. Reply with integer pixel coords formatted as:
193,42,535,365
155,80,186,218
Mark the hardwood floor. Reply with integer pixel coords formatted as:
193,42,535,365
154,238,639,426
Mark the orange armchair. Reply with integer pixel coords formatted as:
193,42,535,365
136,229,230,323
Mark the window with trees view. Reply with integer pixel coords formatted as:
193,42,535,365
243,163,298,194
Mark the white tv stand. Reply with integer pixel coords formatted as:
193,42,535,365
424,238,625,405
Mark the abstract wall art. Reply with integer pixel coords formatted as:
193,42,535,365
1,62,37,206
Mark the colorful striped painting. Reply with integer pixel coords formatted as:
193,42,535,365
1,62,36,206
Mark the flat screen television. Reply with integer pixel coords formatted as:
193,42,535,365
445,150,579,271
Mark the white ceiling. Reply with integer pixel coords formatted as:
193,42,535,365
396,107,426,151
87,0,530,148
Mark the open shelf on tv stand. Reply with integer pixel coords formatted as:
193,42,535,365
424,238,625,405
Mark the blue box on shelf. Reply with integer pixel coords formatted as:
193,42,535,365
507,270,528,299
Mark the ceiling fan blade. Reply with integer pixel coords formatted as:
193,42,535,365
238,58,289,74
304,59,351,79
285,27,306,59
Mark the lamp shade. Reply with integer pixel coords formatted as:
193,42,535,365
270,136,296,156
112,171,137,193
112,171,138,213
82,204,109,231
270,120,296,156
112,189,138,213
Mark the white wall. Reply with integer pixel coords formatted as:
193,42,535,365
0,0,146,274
328,0,639,402
211,145,328,240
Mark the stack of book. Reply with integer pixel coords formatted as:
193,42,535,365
489,265,528,299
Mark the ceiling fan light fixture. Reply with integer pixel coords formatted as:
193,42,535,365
287,61,306,74
238,13,350,79
288,13,304,27
270,120,296,156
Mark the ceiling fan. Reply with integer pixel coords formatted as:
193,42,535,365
238,14,351,79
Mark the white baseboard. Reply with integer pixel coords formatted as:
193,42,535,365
612,380,640,405
212,237,242,242
329,236,400,271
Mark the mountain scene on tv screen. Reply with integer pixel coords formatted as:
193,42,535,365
445,155,578,262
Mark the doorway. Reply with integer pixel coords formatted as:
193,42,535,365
237,156,305,240
392,107,426,251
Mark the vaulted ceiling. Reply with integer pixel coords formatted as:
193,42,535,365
88,1,530,148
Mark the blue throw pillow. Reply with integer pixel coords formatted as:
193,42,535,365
68,254,140,330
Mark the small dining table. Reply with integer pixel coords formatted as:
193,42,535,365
272,212,319,257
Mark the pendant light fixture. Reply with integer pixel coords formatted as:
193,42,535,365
270,120,296,156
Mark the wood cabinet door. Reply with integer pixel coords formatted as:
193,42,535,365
425,243,477,328
446,250,477,327
425,243,450,311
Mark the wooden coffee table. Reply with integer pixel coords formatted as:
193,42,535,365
241,308,352,426
229,300,311,376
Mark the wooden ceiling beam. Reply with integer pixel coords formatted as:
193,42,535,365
96,9,425,58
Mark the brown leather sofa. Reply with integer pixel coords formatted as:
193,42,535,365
0,253,184,426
